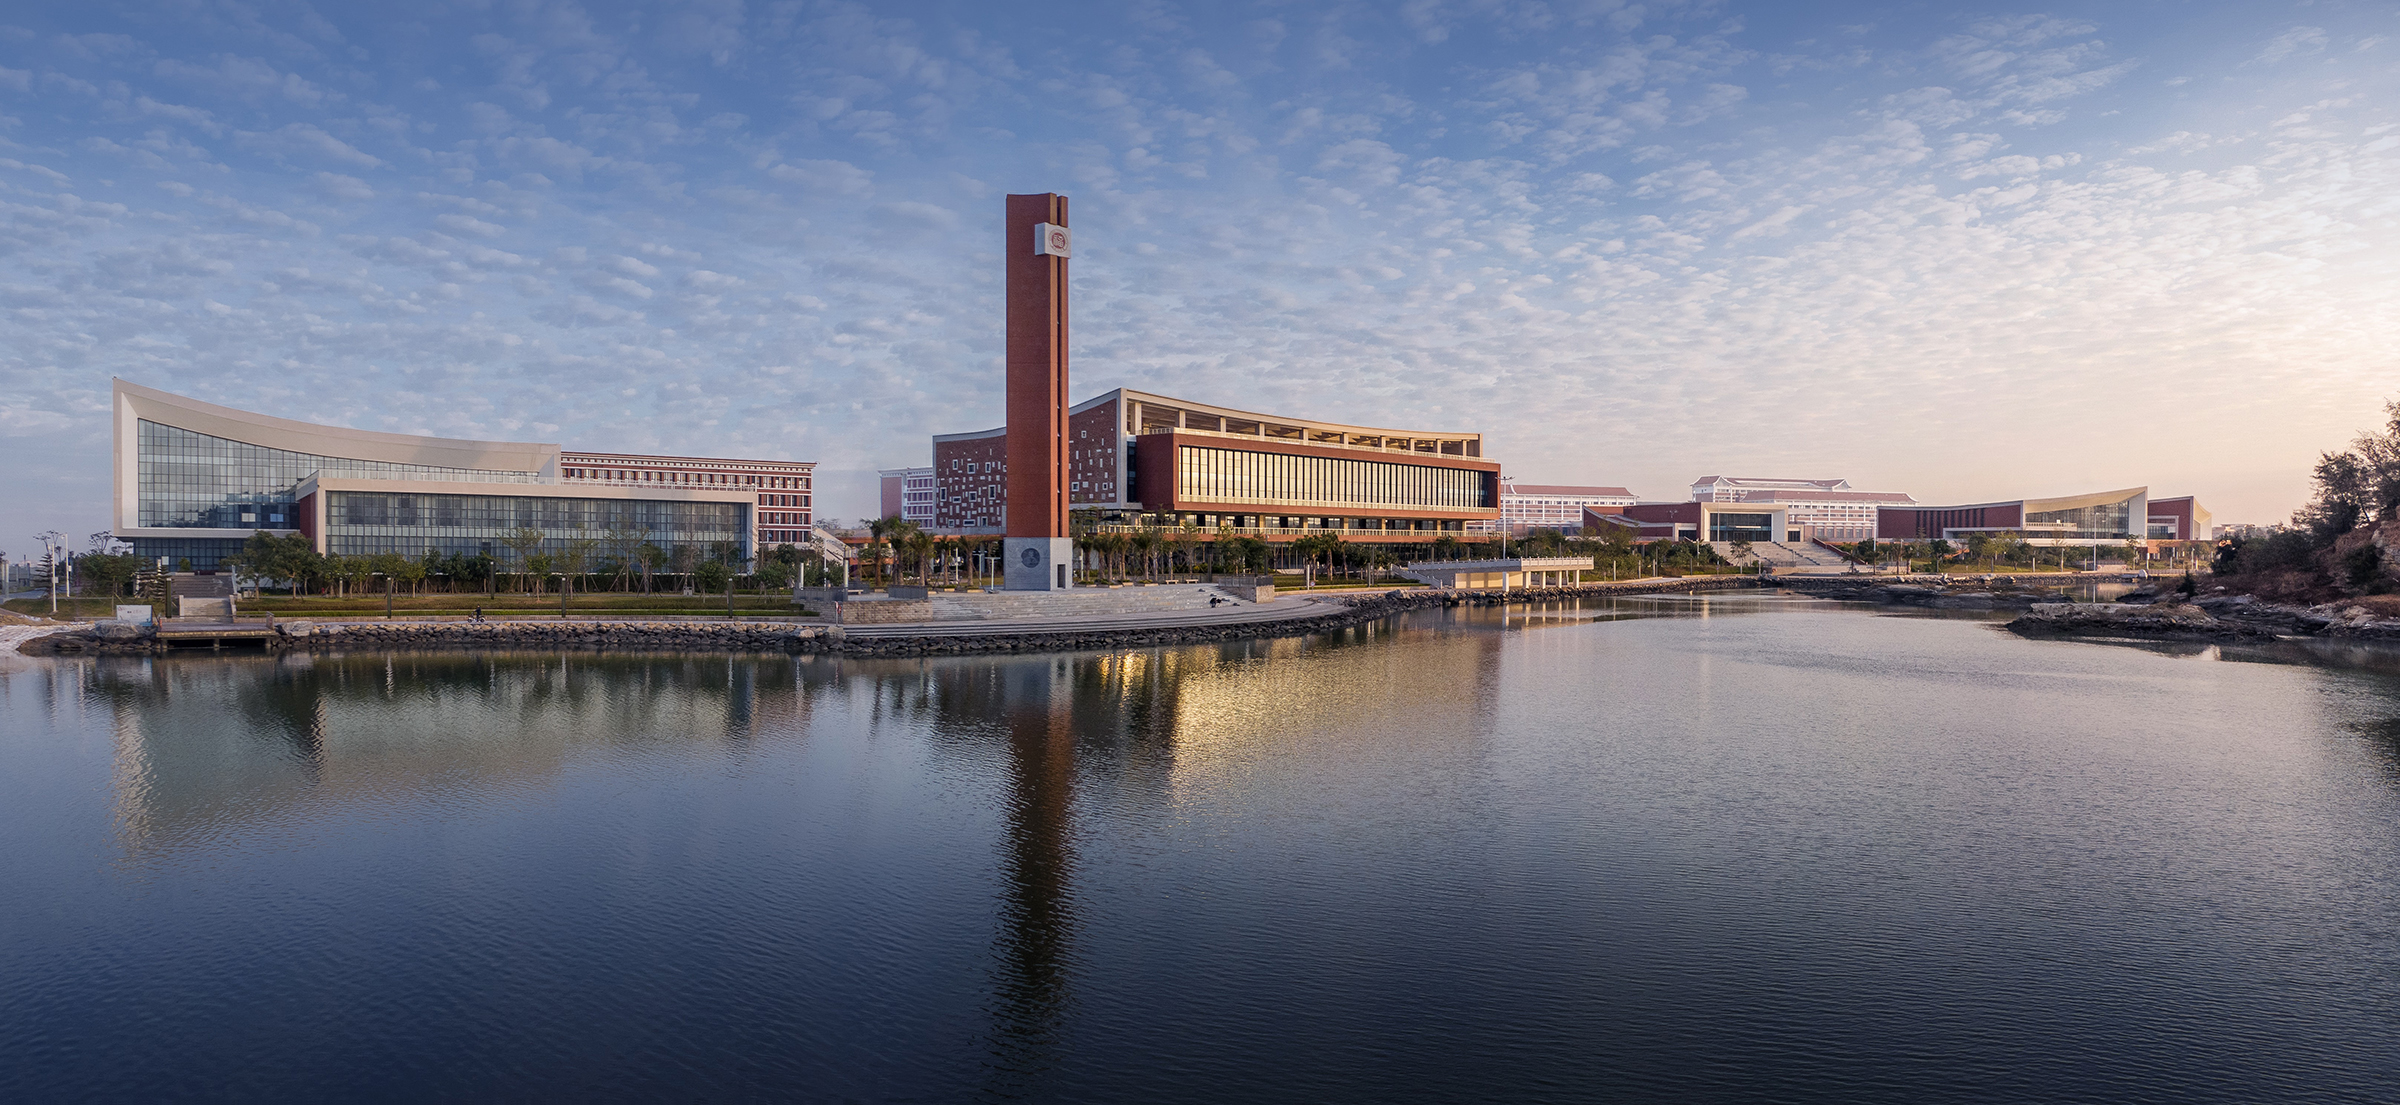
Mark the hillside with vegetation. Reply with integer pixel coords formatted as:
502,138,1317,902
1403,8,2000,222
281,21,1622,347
2214,401,2400,605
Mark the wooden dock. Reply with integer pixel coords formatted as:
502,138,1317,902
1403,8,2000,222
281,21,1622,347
153,619,283,648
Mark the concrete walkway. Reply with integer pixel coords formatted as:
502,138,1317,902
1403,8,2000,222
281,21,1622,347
839,595,1339,639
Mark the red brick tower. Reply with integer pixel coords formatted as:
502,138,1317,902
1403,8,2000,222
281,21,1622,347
1003,193,1075,590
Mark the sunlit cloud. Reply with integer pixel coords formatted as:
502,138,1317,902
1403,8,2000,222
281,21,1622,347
0,1,2395,539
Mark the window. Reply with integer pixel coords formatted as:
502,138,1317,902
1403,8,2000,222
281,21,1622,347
135,419,543,529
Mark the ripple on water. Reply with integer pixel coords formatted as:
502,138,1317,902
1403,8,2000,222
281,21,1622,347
1,601,2398,1102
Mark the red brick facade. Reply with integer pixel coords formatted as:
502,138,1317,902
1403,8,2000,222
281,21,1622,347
932,432,1009,531
1069,397,1120,503
1005,192,1070,539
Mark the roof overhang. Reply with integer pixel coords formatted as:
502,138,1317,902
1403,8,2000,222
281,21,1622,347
115,378,562,532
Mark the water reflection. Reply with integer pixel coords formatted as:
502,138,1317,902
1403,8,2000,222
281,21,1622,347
80,651,818,860
9,599,2400,1101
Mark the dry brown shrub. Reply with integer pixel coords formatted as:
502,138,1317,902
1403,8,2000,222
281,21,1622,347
2234,569,2341,604
2341,594,2400,617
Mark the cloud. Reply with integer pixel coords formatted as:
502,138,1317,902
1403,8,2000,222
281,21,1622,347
2253,26,2329,65
765,158,875,195
235,123,383,168
0,1,2392,538
312,171,374,200
434,213,506,237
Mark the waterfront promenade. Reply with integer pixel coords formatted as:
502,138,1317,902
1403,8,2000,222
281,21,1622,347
9,576,1769,657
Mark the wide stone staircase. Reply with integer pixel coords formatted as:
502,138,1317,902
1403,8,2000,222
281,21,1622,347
1756,542,1852,568
836,581,1326,639
1709,541,1852,569
170,573,236,619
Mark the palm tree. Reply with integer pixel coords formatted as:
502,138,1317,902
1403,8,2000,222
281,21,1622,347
1132,526,1162,581
904,528,934,583
864,515,902,586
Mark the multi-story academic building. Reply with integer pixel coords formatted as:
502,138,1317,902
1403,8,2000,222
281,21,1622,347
1686,476,1916,543
1469,481,1638,535
878,467,936,526
1877,487,2206,547
927,387,1498,544
1600,483,2205,551
112,379,813,569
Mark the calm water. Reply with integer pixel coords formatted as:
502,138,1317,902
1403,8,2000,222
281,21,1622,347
4,595,2398,1102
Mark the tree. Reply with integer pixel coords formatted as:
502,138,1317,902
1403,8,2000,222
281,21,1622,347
604,517,648,592
2296,400,2400,543
558,535,600,596
638,542,667,594
668,544,696,592
332,555,373,597
500,526,546,592
393,552,429,595
1228,536,1270,575
865,515,901,584
1172,521,1200,577
74,551,142,599
692,558,731,594
1132,525,1162,580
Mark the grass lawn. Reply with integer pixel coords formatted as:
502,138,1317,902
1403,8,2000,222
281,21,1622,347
3,597,124,620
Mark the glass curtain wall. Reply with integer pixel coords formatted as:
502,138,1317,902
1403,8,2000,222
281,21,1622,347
324,492,745,562
1176,446,1487,512
1707,513,1775,542
2025,497,2137,540
137,420,544,529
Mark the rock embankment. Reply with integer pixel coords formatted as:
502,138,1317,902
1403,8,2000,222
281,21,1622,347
2001,593,2400,642
17,575,1765,659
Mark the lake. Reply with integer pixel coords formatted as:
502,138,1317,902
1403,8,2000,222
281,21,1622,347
4,594,2397,1101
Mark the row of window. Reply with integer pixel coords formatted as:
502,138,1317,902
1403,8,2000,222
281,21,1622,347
137,420,543,528
1175,446,1489,511
323,535,732,562
565,466,808,489
328,491,742,537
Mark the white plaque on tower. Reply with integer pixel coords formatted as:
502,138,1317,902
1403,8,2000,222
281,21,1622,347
1034,222,1071,258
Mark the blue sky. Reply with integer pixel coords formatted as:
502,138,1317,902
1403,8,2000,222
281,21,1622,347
2,0,2395,545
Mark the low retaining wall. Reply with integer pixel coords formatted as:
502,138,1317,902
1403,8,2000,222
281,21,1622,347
832,600,936,624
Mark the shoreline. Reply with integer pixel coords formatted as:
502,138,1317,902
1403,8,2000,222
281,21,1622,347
27,571,2382,660
17,576,1766,659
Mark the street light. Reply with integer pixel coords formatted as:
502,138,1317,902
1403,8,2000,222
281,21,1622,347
35,530,65,615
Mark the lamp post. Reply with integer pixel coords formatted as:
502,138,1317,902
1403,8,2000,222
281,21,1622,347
36,530,65,615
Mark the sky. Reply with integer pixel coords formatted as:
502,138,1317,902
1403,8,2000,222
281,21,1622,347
2,0,2396,549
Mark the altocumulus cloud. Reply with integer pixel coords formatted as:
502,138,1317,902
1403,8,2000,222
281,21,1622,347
0,0,2395,537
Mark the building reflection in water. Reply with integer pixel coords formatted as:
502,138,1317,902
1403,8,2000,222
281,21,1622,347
79,650,818,861
830,616,1505,1092
68,613,1504,1092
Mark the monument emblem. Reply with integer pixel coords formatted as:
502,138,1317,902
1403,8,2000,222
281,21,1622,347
1035,222,1071,257
1020,547,1042,568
